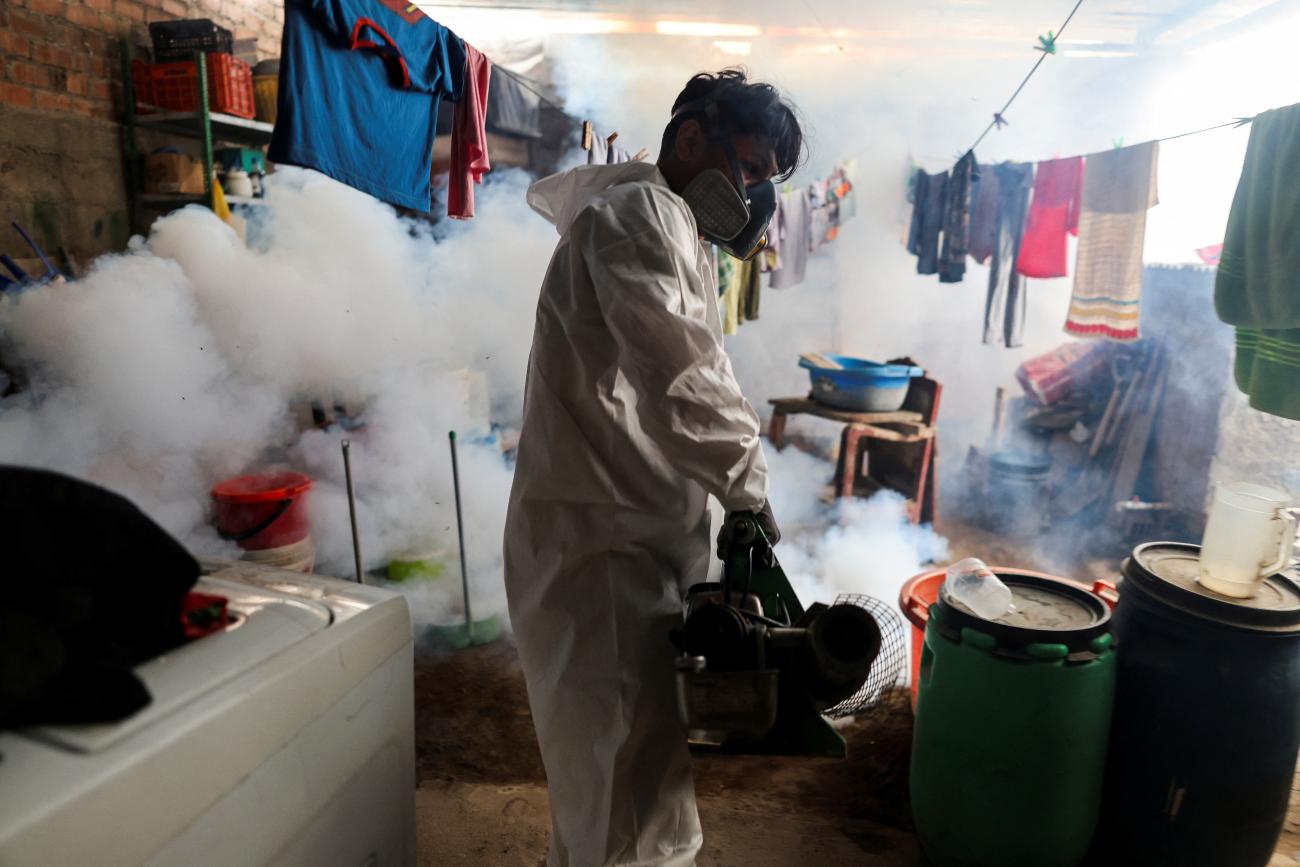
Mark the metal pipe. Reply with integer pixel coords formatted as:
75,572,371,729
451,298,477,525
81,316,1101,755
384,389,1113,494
341,439,365,584
449,431,472,628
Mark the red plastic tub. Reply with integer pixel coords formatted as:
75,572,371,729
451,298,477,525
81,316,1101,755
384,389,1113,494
211,470,312,551
899,567,1118,705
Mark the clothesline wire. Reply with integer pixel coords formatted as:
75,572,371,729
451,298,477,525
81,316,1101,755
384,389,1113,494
797,0,847,54
1153,118,1248,144
968,0,1086,154
489,64,585,134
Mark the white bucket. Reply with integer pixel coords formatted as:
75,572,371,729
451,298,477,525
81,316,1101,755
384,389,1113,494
1199,483,1297,598
241,534,315,573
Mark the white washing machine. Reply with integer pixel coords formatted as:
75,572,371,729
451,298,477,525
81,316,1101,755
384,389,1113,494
0,562,416,867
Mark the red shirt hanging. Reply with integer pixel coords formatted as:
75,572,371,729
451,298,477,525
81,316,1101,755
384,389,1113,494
447,42,491,219
1015,156,1084,278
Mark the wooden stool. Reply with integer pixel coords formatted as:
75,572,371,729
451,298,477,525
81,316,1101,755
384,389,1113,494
768,376,943,525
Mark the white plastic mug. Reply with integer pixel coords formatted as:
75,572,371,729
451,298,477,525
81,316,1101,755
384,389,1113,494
1199,482,1298,598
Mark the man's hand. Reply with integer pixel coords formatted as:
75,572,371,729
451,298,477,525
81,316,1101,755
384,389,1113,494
716,499,781,560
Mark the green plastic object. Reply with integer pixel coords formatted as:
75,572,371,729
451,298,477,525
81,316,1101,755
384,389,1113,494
910,605,1116,867
386,556,446,584
421,614,501,651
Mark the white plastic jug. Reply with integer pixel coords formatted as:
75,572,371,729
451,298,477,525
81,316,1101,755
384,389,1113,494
1199,482,1298,598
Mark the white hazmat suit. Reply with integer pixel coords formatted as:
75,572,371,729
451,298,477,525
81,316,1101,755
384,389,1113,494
504,160,768,867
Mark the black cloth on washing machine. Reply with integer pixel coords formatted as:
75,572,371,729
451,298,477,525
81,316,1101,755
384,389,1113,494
0,466,199,728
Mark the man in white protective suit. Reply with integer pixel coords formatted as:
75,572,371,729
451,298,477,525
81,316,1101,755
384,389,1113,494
503,69,805,867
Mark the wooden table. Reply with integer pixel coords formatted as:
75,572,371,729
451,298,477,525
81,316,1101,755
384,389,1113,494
767,377,943,525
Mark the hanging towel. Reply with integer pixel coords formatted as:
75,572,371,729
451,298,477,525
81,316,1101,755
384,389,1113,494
968,162,1001,265
984,162,1034,347
907,169,948,275
1216,103,1300,329
770,188,811,289
939,150,976,283
447,42,491,219
1064,142,1159,341
1233,328,1300,420
1015,156,1084,278
1215,103,1300,419
269,0,466,212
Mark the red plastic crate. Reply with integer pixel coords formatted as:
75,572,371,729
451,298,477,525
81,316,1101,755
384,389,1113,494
132,53,255,119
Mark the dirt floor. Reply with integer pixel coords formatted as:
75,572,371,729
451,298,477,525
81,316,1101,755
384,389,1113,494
413,639,922,866
409,520,1300,866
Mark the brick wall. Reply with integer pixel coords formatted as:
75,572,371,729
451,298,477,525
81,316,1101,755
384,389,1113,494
0,0,283,264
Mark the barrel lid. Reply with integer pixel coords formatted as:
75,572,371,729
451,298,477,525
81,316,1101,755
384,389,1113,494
1123,542,1300,634
937,572,1111,651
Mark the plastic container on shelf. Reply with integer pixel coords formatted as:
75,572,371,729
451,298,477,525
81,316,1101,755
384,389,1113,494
252,59,279,124
132,53,256,119
148,19,234,62
798,354,923,412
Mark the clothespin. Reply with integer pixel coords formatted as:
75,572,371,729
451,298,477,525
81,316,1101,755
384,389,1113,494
1035,31,1058,54
993,112,1008,130
632,148,649,161
1112,137,1125,149
581,121,593,151
606,131,619,148
1233,115,1255,128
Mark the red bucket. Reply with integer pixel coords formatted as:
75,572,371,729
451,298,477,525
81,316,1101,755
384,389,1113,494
899,567,1118,706
211,470,312,551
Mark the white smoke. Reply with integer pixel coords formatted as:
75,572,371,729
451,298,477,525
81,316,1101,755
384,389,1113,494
0,167,552,628
763,444,948,607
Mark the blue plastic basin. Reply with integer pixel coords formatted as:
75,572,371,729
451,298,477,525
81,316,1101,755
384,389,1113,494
799,355,924,412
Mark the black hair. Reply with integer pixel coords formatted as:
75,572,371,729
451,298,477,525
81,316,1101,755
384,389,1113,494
661,68,806,183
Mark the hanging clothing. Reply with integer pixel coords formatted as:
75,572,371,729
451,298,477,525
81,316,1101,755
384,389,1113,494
1015,156,1084,278
983,162,1034,347
588,131,634,165
1065,142,1159,341
939,150,976,283
739,256,762,323
1216,103,1300,419
719,253,741,335
759,194,782,274
808,179,836,249
508,160,767,867
447,42,490,220
907,169,948,275
486,67,542,138
1233,328,1300,420
769,188,811,289
967,162,1001,265
269,0,466,211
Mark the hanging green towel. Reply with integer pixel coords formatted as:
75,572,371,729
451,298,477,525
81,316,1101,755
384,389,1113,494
1235,327,1300,420
1217,102,1300,420
1216,103,1300,329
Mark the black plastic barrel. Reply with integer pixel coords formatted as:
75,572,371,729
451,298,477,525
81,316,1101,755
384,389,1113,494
1097,542,1300,866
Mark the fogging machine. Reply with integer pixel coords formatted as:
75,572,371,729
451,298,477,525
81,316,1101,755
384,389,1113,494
672,513,882,757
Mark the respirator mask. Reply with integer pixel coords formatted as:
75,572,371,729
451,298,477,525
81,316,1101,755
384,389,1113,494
676,101,777,261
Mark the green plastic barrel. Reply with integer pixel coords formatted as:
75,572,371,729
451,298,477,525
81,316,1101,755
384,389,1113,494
910,572,1116,867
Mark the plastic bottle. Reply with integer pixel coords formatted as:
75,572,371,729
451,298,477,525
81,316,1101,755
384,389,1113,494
944,557,1015,620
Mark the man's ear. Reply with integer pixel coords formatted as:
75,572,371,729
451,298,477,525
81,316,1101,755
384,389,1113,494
674,119,708,164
